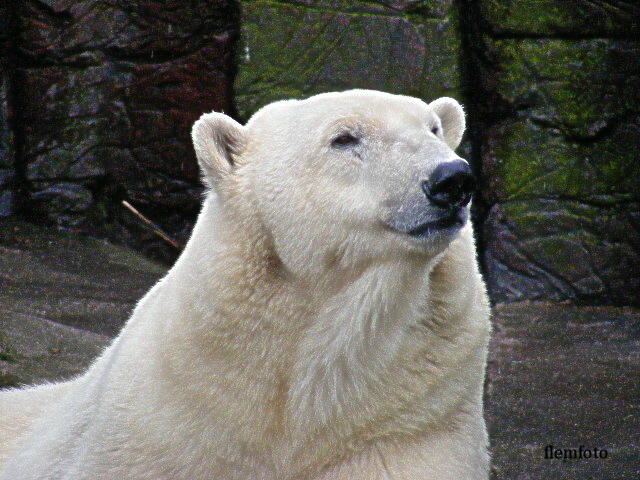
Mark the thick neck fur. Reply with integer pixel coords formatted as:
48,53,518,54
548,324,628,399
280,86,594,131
152,191,488,477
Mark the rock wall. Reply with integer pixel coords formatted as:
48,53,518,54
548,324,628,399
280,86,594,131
1,0,638,305
235,0,461,120
0,0,240,261
459,0,640,305
0,3,17,217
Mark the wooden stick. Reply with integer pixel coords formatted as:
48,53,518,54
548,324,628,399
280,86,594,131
121,200,181,249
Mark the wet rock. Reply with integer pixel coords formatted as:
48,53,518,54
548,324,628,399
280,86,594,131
481,0,640,38
484,201,640,304
235,0,460,120
0,6,15,218
471,4,640,305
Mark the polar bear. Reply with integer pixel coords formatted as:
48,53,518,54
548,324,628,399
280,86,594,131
0,89,491,480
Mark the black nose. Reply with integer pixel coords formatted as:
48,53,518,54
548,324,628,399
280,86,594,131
421,160,475,209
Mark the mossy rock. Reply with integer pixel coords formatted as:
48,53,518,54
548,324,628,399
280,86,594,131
481,0,640,37
484,38,640,203
483,200,640,305
235,0,460,120
480,33,640,305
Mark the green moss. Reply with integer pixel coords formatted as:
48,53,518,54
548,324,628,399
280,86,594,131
0,374,21,389
482,0,635,36
236,1,460,120
0,330,20,363
0,348,19,363
492,113,639,201
494,39,638,133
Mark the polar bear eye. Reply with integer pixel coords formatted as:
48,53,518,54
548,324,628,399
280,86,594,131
331,133,359,148
431,126,440,135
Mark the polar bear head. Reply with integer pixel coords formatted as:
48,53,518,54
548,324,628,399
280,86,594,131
192,90,472,277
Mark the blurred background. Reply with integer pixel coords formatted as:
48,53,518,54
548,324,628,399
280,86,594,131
1,1,639,479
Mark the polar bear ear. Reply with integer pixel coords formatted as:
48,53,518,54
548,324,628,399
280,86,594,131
429,97,465,150
191,112,246,187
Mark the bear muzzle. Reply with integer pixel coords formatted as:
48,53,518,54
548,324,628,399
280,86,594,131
421,159,475,210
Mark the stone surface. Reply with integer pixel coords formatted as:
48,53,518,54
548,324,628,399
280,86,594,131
273,1,453,15
0,2,16,218
481,0,640,38
486,301,640,480
4,0,239,261
463,1,640,305
484,200,640,304
0,77,14,218
0,219,165,387
235,0,460,120
0,315,110,389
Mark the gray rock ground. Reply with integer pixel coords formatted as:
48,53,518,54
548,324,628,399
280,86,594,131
1,220,638,477
0,219,165,386
487,302,639,479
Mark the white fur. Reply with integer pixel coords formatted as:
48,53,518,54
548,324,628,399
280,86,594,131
0,90,491,480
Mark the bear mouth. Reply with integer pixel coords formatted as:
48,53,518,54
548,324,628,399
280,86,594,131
406,209,467,237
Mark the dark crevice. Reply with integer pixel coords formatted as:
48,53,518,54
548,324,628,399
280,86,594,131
224,0,242,122
500,195,638,209
529,114,629,146
489,30,640,41
5,4,29,217
455,0,503,276
29,0,74,23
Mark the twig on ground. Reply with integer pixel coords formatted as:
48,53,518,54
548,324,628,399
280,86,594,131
121,200,181,249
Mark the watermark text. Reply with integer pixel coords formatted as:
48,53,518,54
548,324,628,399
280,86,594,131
544,445,608,461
